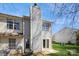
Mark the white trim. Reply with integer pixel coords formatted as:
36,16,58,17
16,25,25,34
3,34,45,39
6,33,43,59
42,39,50,49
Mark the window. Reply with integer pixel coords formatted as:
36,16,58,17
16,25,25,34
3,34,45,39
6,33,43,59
7,21,13,29
7,20,20,30
47,39,49,48
43,39,45,48
43,23,49,31
26,40,30,48
43,39,49,48
9,38,16,49
14,22,20,30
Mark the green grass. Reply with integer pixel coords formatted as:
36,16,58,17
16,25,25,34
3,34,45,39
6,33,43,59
48,43,79,56
50,44,69,56
64,44,79,53
65,45,79,49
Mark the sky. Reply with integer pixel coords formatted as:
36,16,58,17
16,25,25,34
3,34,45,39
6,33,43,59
0,3,55,19
0,3,78,34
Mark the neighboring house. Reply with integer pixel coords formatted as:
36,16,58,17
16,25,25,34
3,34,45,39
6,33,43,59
0,4,52,53
53,27,78,44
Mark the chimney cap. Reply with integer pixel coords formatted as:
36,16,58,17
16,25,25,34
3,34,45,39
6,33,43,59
34,3,37,6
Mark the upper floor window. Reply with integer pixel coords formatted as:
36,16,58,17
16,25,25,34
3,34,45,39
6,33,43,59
7,20,20,30
7,21,13,29
42,23,49,31
14,22,20,30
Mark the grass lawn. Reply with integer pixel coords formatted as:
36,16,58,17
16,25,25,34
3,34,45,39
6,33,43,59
48,43,79,56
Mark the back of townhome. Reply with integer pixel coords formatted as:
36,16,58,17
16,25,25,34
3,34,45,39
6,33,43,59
0,4,52,54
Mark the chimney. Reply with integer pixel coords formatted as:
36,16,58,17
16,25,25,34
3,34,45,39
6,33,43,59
34,3,37,6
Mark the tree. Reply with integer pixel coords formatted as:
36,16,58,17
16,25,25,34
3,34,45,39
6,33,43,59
49,3,79,28
49,4,79,43
76,31,79,45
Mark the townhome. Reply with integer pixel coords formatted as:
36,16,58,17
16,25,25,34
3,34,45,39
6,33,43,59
0,13,24,52
0,4,52,54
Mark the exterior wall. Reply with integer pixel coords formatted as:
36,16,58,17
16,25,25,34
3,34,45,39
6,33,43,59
0,37,24,51
42,31,52,50
23,18,30,40
0,16,7,33
0,14,24,52
53,28,77,44
0,15,23,34
42,22,52,50
30,5,42,52
0,37,8,50
23,17,30,51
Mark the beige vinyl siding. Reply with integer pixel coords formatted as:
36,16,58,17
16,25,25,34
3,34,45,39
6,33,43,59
0,16,23,33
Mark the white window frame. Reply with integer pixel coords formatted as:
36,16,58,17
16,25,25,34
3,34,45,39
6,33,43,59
42,23,49,31
14,21,20,30
7,20,13,29
9,38,16,49
43,39,49,48
7,19,20,30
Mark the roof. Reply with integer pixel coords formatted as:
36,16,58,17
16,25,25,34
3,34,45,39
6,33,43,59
0,13,30,20
0,13,53,22
0,13,22,18
42,19,53,24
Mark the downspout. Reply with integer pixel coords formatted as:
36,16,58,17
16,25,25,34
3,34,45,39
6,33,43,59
29,6,33,52
22,17,25,53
